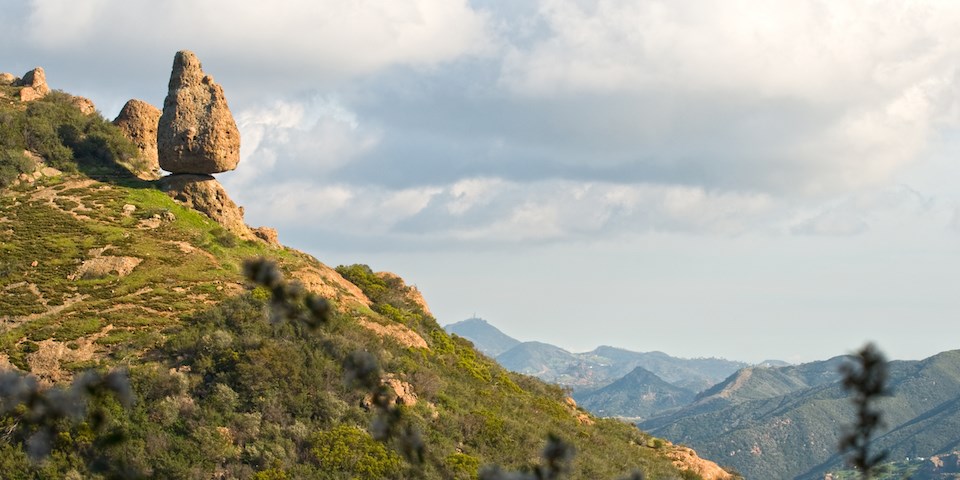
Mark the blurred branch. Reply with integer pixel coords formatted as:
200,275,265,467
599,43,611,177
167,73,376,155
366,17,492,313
838,343,890,479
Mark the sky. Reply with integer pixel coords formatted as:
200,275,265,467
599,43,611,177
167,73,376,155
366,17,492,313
3,0,960,363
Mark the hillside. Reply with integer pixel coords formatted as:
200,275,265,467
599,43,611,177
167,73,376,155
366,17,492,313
444,317,520,357
640,351,960,479
575,366,696,421
0,62,734,478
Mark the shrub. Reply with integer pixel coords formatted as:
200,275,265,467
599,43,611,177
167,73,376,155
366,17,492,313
311,425,403,478
0,149,36,187
446,452,480,478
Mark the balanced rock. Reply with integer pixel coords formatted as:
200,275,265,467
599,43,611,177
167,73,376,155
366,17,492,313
157,51,240,174
114,99,161,179
160,174,253,240
16,67,50,102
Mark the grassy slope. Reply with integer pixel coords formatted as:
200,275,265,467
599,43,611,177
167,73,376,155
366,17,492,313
0,91,715,479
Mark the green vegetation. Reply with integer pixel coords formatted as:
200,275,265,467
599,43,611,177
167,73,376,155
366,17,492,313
0,84,713,479
0,284,693,478
0,148,36,187
0,89,144,179
312,426,403,478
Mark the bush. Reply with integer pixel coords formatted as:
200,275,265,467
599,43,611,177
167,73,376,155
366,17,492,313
311,425,403,478
0,90,139,177
0,149,36,187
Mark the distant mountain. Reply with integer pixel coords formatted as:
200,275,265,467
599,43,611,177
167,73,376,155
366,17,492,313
581,346,749,392
756,359,791,368
640,350,960,480
496,341,577,377
494,342,748,393
444,317,521,357
447,318,749,420
574,366,696,420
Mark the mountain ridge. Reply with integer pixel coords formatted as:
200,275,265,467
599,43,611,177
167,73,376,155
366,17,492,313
641,349,960,479
444,317,521,357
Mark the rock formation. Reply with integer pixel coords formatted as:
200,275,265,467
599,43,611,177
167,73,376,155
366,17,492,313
16,67,50,102
251,226,279,246
159,174,254,241
0,72,18,85
69,95,96,115
153,50,280,245
157,50,240,174
113,99,162,179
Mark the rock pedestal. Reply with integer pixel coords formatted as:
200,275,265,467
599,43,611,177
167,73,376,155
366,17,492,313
157,50,240,174
159,174,254,240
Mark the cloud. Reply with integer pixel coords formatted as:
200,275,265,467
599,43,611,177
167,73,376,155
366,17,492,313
489,0,960,193
791,209,869,236
226,98,381,187
7,0,960,248
789,184,936,236
9,0,493,90
231,177,780,249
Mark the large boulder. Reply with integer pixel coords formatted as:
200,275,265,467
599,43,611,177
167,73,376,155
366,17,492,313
159,174,253,240
157,51,240,174
16,67,50,102
69,95,96,115
114,99,161,179
0,72,19,85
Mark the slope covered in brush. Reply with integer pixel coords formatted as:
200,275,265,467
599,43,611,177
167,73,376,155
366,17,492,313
0,80,732,479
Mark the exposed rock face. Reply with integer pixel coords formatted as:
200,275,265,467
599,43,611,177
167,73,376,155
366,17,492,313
0,73,18,85
16,67,50,102
160,174,254,240
114,99,162,179
289,266,371,310
71,256,143,280
251,226,279,246
357,318,429,349
69,95,96,115
923,452,960,474
666,444,734,480
157,51,240,174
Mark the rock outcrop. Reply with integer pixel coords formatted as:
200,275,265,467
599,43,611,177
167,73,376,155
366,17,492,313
69,95,96,115
157,50,240,174
0,72,18,85
666,444,734,480
251,226,279,246
159,174,253,240
114,99,162,179
16,67,50,102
